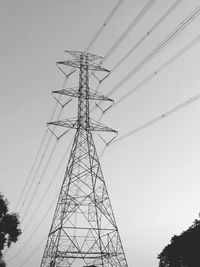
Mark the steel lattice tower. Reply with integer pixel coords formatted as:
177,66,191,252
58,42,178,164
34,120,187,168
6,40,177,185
40,51,128,267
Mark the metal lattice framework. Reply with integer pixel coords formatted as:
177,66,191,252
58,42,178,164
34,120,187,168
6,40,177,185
40,51,128,267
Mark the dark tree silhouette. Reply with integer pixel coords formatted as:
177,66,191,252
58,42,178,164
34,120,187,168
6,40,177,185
0,193,21,262
158,215,200,267
0,259,6,267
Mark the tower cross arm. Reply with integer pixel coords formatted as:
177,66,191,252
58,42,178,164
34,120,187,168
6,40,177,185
89,119,117,133
52,89,114,102
57,60,110,72
47,118,77,129
65,50,103,62
47,118,117,133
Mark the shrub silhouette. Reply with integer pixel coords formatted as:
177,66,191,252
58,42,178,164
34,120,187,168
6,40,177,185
158,215,200,267
0,193,21,263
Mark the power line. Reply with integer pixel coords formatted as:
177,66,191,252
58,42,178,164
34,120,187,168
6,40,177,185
83,0,155,90
96,34,200,155
84,0,124,52
65,1,124,77
18,236,47,267
111,0,184,72
17,107,63,215
94,0,183,94
91,3,200,113
97,34,200,152
105,3,200,98
20,138,58,222
7,194,58,263
17,132,53,214
102,0,156,62
103,33,200,114
15,78,67,212
22,139,73,233
14,129,49,211
113,93,200,144
14,100,59,212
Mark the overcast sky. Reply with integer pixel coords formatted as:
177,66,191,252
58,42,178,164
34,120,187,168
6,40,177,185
1,0,200,266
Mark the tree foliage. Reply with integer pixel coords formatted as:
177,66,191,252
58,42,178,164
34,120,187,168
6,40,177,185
158,216,200,267
0,193,21,259
0,259,6,267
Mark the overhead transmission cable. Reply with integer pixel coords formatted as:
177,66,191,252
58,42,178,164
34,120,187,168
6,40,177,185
14,96,60,212
92,3,200,112
97,34,200,156
94,0,183,94
102,0,156,62
97,33,200,121
17,107,64,215
112,92,200,144
14,130,48,212
20,138,58,222
63,0,124,76
7,194,58,263
90,0,156,92
84,0,124,52
111,0,184,72
15,78,67,212
18,235,47,267
87,0,154,84
99,91,200,158
103,3,200,99
18,133,53,213
22,140,73,233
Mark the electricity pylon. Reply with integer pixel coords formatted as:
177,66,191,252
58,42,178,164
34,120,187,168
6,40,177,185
40,51,128,267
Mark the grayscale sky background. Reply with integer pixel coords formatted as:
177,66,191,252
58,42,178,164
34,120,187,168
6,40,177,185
1,0,200,266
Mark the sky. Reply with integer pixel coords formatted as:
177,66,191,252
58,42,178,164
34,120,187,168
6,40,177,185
1,0,200,266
